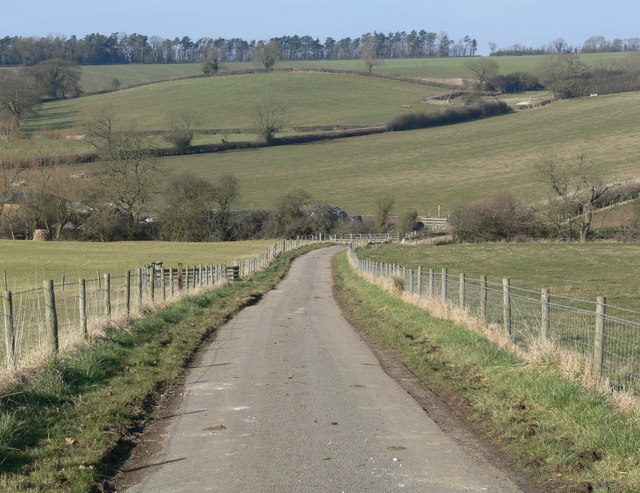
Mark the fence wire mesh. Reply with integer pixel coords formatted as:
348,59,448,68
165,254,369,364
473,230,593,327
348,248,640,394
2,237,339,374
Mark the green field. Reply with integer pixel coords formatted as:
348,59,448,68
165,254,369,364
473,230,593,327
76,52,636,92
0,239,275,291
10,57,640,217
592,200,639,229
26,72,443,134
155,91,640,215
357,242,640,309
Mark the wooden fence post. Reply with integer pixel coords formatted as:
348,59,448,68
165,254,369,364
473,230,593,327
2,290,15,368
169,267,175,298
178,263,184,291
149,266,155,301
125,271,131,317
79,279,87,338
441,268,448,303
459,273,466,309
161,267,166,301
541,289,550,341
480,275,488,322
44,280,59,355
2,270,7,291
137,267,143,306
417,266,422,297
428,269,434,298
503,278,512,340
594,297,607,378
104,273,111,318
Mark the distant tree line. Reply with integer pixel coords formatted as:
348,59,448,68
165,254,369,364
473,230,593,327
490,36,640,57
0,30,478,66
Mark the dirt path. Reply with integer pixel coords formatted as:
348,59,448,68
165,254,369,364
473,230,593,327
115,247,527,492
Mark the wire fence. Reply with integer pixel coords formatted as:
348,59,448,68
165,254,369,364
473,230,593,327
0,238,325,375
348,248,640,394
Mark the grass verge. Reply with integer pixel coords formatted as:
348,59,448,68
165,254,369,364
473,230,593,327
0,244,322,492
332,251,640,492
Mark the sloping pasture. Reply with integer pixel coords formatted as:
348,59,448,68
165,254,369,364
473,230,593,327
158,91,640,215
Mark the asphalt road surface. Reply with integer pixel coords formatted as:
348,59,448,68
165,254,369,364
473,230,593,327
124,247,523,492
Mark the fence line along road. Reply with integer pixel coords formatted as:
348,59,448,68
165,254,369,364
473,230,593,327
1,238,337,374
0,235,396,376
348,248,640,395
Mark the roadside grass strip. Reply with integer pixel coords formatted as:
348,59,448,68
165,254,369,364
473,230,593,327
332,252,640,492
0,245,321,492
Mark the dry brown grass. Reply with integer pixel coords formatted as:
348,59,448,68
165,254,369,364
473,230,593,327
0,278,229,393
350,257,640,415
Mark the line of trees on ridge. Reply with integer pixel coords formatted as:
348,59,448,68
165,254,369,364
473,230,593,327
0,30,477,67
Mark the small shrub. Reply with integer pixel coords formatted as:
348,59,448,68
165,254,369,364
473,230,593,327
450,192,537,242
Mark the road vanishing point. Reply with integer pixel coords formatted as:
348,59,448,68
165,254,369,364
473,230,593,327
121,247,524,492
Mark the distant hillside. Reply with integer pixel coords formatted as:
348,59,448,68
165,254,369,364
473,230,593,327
26,71,444,133
156,91,640,215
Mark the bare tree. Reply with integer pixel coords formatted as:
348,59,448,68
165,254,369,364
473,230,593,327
255,40,281,70
254,97,286,144
537,153,617,242
0,137,24,238
537,55,587,98
165,109,201,153
464,58,499,90
159,172,216,241
84,107,161,239
0,70,40,132
201,48,225,74
212,173,240,240
361,36,382,73
29,59,82,99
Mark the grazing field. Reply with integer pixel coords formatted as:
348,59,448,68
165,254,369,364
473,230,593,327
158,91,640,215
356,242,640,309
0,240,275,291
591,200,639,229
26,72,443,133
75,52,637,92
81,63,204,92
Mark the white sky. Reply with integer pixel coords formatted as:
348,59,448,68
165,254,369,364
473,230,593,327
1,0,638,55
